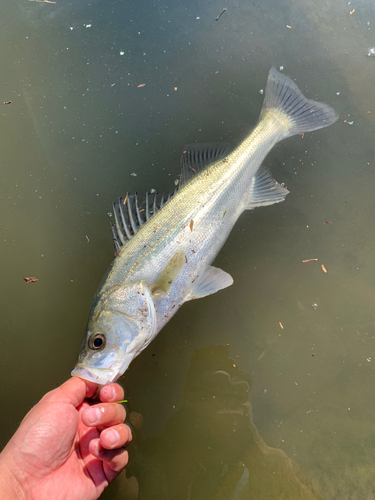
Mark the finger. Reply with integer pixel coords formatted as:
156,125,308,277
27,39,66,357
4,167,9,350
84,380,99,399
100,424,132,450
42,377,97,407
99,383,124,403
89,439,129,476
81,402,126,428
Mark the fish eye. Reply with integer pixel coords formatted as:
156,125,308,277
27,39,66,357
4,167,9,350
88,332,106,351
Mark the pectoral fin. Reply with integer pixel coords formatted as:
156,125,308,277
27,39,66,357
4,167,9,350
187,266,233,300
152,248,186,297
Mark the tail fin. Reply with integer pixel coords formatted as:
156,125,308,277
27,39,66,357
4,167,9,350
261,67,339,138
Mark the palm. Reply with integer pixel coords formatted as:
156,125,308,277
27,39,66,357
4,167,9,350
15,400,107,500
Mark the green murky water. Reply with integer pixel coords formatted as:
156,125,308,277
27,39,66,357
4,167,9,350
2,0,375,498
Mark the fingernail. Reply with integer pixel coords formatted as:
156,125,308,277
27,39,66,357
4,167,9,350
106,429,120,446
85,407,102,425
102,385,115,401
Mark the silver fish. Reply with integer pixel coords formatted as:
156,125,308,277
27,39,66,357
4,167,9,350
72,68,338,384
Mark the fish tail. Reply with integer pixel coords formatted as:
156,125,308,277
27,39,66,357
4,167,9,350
260,67,339,138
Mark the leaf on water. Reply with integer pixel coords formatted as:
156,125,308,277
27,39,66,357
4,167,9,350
189,220,194,232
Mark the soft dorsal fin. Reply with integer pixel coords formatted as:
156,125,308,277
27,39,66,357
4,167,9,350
180,142,232,186
111,190,176,254
246,167,289,209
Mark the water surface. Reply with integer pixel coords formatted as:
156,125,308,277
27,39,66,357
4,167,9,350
1,0,375,498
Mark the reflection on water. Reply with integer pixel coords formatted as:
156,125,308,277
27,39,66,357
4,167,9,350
1,0,375,498
121,346,321,499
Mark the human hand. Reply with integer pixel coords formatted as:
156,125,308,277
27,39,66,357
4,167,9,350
0,377,131,500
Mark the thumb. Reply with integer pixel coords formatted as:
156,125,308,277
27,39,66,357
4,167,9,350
41,377,98,408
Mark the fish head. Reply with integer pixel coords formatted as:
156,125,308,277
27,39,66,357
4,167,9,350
71,280,157,385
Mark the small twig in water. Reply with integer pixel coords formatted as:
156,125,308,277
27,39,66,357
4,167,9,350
215,8,227,21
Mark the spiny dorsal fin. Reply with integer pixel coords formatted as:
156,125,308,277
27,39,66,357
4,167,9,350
246,167,289,209
180,142,232,186
111,190,176,254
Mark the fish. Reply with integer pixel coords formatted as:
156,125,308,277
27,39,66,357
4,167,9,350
71,68,338,385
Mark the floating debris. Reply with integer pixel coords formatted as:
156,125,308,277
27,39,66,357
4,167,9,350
24,277,38,283
259,89,264,95
321,264,327,273
137,84,146,88
130,172,137,177
215,8,227,21
3,101,11,105
286,25,292,29
189,220,194,232
86,235,90,243
279,322,284,329
302,258,318,263
279,66,284,71
368,48,375,57
257,349,266,361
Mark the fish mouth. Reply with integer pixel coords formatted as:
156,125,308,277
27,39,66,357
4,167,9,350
71,364,119,385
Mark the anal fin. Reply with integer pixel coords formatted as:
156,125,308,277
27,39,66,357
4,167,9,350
187,266,233,301
246,166,289,209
